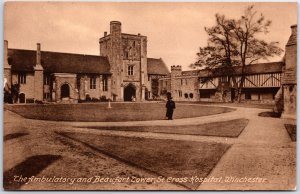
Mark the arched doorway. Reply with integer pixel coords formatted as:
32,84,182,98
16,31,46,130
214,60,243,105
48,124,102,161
61,84,70,98
124,84,136,101
19,93,25,103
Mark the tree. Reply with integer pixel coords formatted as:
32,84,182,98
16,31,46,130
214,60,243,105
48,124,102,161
192,5,283,102
11,83,20,103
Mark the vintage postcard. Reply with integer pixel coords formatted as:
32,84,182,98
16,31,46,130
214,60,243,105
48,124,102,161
3,1,297,190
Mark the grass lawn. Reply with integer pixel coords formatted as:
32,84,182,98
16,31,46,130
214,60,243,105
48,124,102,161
58,132,231,190
258,111,281,118
285,124,296,142
80,118,249,137
5,103,234,122
179,101,274,109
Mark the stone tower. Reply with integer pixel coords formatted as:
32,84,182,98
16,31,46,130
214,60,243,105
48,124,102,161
170,65,182,98
99,21,149,101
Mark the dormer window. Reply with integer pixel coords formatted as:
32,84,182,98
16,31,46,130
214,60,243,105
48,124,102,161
128,65,134,76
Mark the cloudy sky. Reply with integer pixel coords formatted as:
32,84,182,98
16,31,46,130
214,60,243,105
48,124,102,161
4,2,297,70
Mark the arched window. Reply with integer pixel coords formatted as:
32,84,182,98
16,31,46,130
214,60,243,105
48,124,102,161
184,93,188,99
189,93,193,98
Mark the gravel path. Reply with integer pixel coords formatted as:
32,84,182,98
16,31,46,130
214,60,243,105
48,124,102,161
3,103,296,190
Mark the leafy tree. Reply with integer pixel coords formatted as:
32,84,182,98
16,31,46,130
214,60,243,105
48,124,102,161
192,5,283,102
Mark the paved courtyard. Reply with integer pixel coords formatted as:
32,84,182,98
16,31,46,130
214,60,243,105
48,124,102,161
3,103,296,190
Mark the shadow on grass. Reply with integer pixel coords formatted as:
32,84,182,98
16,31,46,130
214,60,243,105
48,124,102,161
78,118,249,138
4,155,62,190
4,132,29,141
56,131,230,190
258,111,281,118
285,124,296,142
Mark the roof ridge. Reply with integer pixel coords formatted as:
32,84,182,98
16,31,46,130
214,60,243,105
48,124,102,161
8,48,105,58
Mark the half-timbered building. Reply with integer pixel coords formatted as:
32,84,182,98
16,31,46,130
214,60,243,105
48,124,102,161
159,25,296,104
159,62,283,103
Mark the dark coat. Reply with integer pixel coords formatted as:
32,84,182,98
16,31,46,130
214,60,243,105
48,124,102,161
166,99,176,119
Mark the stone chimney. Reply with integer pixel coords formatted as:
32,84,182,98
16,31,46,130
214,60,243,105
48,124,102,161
4,40,11,88
104,31,107,36
286,25,297,47
34,43,44,101
4,40,9,68
285,25,297,71
281,24,297,120
35,43,43,70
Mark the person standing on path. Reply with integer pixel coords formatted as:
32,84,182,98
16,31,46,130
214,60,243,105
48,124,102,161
166,92,176,120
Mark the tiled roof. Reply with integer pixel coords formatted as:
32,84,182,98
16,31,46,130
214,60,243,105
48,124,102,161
196,62,284,77
182,70,200,76
8,49,111,74
147,58,170,75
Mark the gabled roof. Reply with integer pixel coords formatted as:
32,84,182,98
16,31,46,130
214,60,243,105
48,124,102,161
8,49,111,74
196,62,284,77
147,58,170,75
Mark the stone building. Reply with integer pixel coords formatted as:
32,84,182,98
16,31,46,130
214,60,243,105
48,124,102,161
281,25,297,119
3,21,297,110
160,62,283,103
3,21,169,103
159,25,297,106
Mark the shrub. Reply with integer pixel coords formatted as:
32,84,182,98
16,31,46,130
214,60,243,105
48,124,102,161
91,98,100,102
34,99,43,104
86,94,91,101
26,98,35,103
100,96,108,102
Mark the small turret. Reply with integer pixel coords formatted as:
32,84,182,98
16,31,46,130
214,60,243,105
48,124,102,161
110,21,122,35
171,65,182,77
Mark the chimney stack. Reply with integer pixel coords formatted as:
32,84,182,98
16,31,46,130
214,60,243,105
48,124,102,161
104,31,107,36
36,43,41,65
286,25,297,46
34,43,43,71
291,24,297,36
4,40,9,67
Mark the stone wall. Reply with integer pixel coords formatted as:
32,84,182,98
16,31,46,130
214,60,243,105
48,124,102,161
53,74,77,102
12,72,35,101
281,25,297,119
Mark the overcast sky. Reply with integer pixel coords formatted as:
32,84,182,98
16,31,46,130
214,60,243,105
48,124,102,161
4,2,297,70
